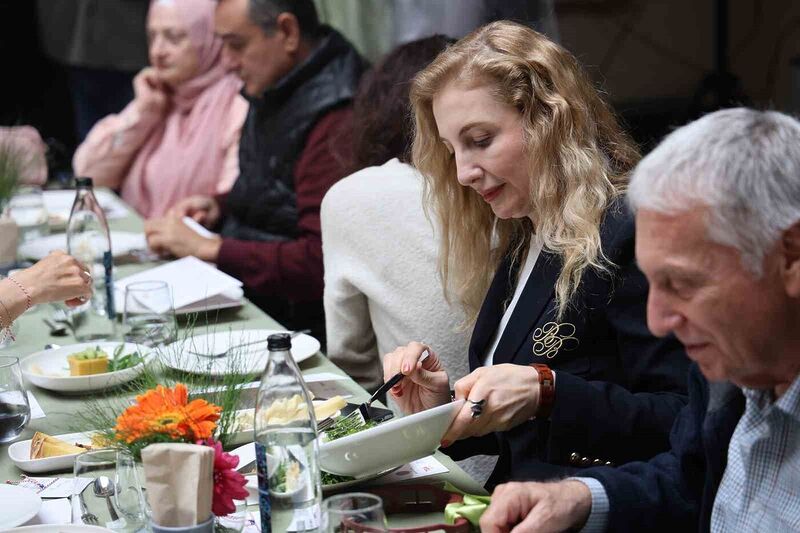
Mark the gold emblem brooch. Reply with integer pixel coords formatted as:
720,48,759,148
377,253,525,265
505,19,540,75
532,322,579,359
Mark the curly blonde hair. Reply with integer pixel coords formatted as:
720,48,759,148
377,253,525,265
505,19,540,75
410,21,640,323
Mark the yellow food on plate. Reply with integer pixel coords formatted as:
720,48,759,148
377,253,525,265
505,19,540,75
314,396,347,420
67,347,109,376
254,394,347,426
29,432,87,459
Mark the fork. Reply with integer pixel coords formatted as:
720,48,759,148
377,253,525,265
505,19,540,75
77,491,99,524
319,351,429,433
189,329,311,358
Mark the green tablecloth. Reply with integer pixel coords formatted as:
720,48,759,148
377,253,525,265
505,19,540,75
0,197,486,527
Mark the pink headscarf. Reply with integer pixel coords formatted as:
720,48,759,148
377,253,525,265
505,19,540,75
121,0,243,218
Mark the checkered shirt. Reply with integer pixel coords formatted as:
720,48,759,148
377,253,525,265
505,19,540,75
710,373,800,532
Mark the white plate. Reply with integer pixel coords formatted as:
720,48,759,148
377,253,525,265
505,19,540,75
17,231,147,261
4,525,114,533
7,431,94,474
0,485,42,528
318,400,464,478
43,189,129,223
162,329,320,376
21,342,153,393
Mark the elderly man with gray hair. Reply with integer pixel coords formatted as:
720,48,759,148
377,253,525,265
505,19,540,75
479,108,800,533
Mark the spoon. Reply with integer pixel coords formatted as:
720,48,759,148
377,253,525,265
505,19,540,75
43,318,68,336
93,476,120,522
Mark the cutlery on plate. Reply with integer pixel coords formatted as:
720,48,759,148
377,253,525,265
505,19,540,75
319,351,429,433
189,329,312,359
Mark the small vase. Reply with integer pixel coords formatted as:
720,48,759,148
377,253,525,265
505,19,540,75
0,214,18,269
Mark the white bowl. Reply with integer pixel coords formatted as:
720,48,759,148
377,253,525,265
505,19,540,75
318,400,464,478
20,342,153,393
7,431,95,474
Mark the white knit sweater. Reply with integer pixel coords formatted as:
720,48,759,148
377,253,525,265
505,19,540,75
322,159,471,390
321,159,496,482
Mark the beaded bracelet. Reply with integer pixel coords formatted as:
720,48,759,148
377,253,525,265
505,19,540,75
7,276,32,312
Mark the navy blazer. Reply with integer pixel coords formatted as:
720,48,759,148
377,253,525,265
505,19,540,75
584,364,744,532
444,200,691,487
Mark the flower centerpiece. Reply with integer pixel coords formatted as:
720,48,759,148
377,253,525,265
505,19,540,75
112,383,248,517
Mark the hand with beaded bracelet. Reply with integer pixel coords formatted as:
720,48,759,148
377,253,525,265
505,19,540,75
0,251,93,338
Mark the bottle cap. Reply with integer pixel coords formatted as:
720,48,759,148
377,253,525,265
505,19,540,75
267,333,291,351
75,177,94,188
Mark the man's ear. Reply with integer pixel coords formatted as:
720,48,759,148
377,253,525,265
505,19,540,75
275,12,301,54
781,220,800,297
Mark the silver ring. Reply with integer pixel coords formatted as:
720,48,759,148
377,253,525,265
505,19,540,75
78,296,88,302
468,399,485,418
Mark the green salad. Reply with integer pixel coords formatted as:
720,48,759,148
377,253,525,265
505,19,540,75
324,415,378,442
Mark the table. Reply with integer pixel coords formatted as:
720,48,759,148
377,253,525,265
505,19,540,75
0,196,486,528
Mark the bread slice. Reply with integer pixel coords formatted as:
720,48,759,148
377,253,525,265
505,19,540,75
29,432,86,459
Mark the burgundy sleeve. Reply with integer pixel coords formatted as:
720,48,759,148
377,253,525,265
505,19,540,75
216,106,354,304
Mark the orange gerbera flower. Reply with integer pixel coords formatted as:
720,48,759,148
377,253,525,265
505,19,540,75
114,383,221,444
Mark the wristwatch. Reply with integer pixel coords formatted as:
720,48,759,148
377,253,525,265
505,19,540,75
530,363,555,419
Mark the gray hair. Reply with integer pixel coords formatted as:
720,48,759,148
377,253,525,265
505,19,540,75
628,108,800,275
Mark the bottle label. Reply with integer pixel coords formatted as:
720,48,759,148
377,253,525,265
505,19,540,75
255,441,272,533
103,251,115,319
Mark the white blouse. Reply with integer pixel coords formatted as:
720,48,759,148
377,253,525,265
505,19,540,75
482,237,543,367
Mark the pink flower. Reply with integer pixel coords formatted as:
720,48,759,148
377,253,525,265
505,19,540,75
199,439,249,516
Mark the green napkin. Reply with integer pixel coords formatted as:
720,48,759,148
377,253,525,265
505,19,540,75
443,482,492,527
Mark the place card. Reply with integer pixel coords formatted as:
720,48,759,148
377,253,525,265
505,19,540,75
378,455,449,483
9,476,93,498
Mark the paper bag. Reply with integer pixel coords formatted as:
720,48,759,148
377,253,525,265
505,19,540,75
142,443,214,527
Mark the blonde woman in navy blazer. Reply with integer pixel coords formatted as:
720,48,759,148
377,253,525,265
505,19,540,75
382,21,690,488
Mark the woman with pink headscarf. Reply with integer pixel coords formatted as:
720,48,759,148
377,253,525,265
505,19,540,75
73,0,247,219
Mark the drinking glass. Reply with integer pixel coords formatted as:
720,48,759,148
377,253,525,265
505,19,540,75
321,493,389,532
0,356,30,443
122,281,176,346
8,186,48,243
73,448,148,530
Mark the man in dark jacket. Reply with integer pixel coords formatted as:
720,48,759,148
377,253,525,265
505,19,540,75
479,109,800,532
145,0,364,339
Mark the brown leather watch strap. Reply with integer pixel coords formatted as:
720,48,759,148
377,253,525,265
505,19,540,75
531,363,555,419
